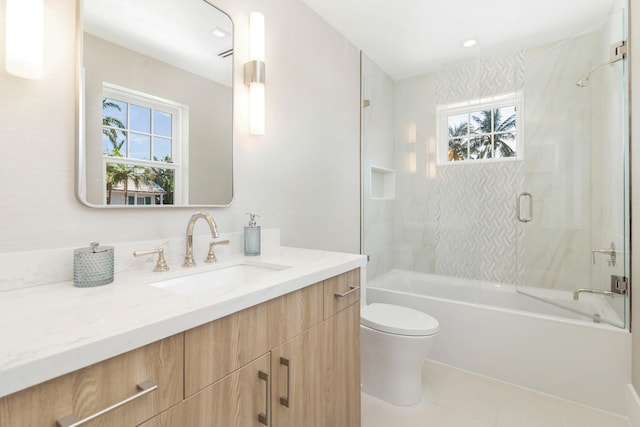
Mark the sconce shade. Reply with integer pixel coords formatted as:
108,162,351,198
5,0,44,79
249,82,265,135
246,12,265,135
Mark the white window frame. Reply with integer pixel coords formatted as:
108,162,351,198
436,91,524,165
101,82,190,204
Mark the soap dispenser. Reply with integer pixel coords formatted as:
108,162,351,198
244,213,261,256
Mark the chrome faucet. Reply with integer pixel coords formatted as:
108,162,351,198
573,288,616,301
183,212,219,267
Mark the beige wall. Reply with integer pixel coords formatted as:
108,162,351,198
0,0,360,254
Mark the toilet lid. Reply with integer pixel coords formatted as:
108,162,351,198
361,303,439,336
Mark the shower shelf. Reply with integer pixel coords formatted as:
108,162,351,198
371,166,395,200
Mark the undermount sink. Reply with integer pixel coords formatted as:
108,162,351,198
149,261,291,296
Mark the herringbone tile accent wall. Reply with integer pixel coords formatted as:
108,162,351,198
435,161,525,284
435,51,525,104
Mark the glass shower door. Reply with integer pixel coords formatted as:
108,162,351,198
515,8,629,328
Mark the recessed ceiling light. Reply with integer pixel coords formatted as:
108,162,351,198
462,39,478,48
211,27,229,39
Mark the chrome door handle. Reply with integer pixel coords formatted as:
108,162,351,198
334,286,359,298
258,370,269,425
56,380,157,427
517,192,533,223
279,357,291,407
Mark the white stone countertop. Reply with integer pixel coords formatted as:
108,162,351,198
0,246,366,398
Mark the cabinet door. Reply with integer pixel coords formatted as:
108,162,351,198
325,302,361,427
184,282,323,396
141,353,271,427
323,268,360,319
272,302,360,427
271,321,329,427
0,334,183,427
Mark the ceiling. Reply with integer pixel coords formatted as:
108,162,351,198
83,0,233,86
301,0,620,80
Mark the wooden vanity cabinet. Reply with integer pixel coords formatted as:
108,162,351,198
183,282,324,397
181,268,361,427
0,334,183,427
0,268,361,427
271,281,361,427
140,353,271,427
323,267,361,318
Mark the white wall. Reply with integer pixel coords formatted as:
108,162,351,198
0,0,361,264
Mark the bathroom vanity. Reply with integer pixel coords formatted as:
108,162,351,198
0,246,364,426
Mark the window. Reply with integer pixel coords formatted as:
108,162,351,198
437,92,523,164
101,84,187,205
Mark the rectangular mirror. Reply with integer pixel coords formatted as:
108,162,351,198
77,0,233,207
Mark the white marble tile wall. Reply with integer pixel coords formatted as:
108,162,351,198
364,28,625,292
362,54,397,280
393,73,439,275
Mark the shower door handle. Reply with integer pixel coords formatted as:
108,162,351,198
517,192,533,223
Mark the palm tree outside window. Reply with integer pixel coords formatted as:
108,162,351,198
438,92,522,164
101,84,184,205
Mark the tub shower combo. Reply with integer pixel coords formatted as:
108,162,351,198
361,6,630,415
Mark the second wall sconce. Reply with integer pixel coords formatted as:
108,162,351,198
244,12,265,135
5,0,44,79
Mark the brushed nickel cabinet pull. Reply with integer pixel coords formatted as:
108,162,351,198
258,370,269,425
279,357,291,408
334,286,359,298
56,380,157,427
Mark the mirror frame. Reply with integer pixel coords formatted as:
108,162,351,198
75,0,235,208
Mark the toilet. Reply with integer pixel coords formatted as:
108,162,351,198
360,303,439,406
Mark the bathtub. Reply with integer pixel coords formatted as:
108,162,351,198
365,269,631,415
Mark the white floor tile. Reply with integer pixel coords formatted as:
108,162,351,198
561,400,630,427
361,361,631,427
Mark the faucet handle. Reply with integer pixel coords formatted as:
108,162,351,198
205,240,230,263
133,248,170,272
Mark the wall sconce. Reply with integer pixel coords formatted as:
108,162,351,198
5,0,44,79
244,12,265,135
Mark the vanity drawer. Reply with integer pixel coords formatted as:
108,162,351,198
184,282,323,397
0,333,183,427
141,352,271,427
323,268,361,319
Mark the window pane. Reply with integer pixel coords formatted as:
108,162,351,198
148,167,175,205
130,104,151,133
495,106,516,132
470,110,491,135
153,111,172,137
153,137,172,162
470,135,492,159
447,113,468,137
130,133,151,160
495,132,516,158
102,98,127,127
102,130,127,156
448,137,468,161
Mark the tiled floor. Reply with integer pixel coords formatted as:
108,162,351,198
362,361,631,427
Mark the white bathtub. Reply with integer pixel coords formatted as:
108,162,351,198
365,269,631,415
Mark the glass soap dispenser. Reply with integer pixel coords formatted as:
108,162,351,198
244,213,261,256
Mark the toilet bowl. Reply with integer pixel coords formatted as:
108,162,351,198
360,303,439,406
